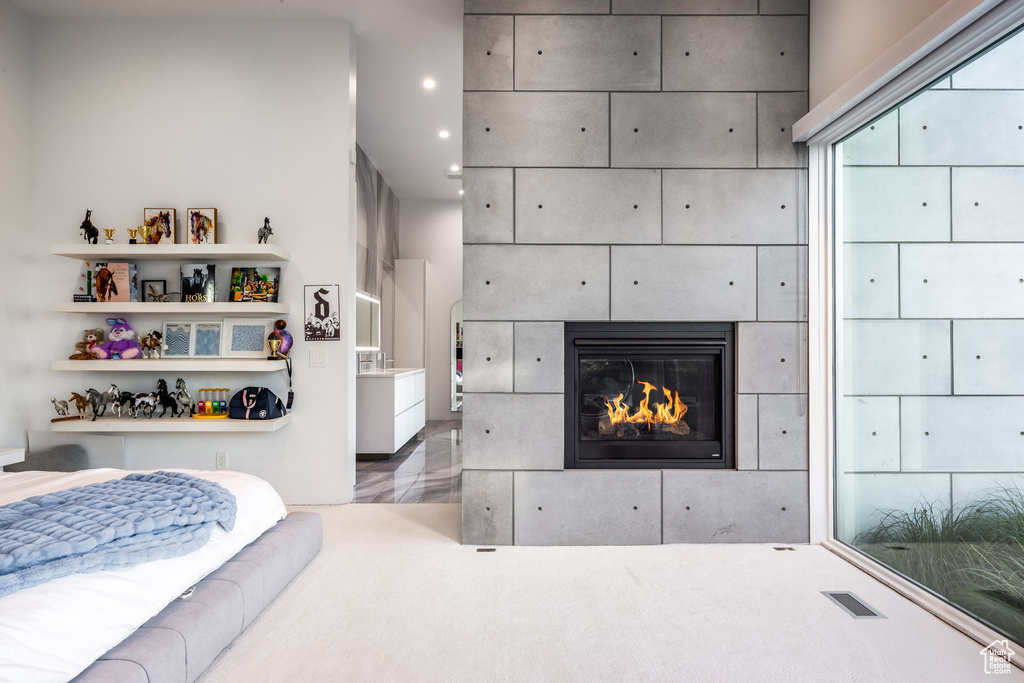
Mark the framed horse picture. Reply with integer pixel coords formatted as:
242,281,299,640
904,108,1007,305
143,208,176,244
187,208,217,245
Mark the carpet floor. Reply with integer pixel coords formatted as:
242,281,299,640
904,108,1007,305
197,504,1023,682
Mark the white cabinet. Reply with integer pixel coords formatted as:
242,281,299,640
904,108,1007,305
356,368,426,457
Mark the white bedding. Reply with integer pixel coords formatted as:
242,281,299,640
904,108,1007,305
0,468,287,683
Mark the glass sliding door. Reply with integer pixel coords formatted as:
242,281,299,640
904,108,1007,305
834,25,1024,644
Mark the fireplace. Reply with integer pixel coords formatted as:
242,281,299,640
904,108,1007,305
564,322,735,470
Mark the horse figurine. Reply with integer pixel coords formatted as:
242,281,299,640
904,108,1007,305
69,392,90,418
139,330,168,359
155,378,180,417
79,210,99,244
111,390,136,418
86,385,117,421
132,393,157,418
257,217,274,244
175,377,196,416
51,397,69,418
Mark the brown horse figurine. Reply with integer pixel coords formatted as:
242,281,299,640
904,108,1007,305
139,330,168,359
68,392,90,418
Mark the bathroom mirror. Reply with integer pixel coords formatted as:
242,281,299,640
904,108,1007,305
451,300,463,412
356,291,381,352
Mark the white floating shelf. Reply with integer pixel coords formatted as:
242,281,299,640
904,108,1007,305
49,302,290,315
51,243,290,262
51,414,292,433
51,359,287,373
0,448,25,466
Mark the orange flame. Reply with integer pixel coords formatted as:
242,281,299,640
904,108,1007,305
604,381,688,428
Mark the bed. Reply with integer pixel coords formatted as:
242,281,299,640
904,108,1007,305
0,468,321,683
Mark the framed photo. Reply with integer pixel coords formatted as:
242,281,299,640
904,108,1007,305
162,321,195,357
194,321,223,357
304,284,341,341
222,318,273,358
143,208,176,244
230,267,280,303
187,208,217,245
141,280,167,302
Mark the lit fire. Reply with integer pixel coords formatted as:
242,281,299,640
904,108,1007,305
604,381,689,430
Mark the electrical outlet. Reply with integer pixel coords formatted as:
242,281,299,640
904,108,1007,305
215,452,228,470
309,349,327,368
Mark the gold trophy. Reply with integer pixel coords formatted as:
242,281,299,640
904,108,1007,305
267,337,282,360
102,228,115,245
138,223,151,244
127,227,140,244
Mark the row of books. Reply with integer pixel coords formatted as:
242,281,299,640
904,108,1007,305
74,262,280,303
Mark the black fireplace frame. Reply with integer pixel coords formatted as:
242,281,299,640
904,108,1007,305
564,321,735,470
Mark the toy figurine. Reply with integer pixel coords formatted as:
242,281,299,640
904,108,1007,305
51,397,69,417
154,378,181,417
267,319,293,359
86,385,116,421
79,210,99,244
175,377,196,416
257,217,274,244
133,393,157,418
139,330,168,359
91,318,142,359
68,392,90,418
69,328,105,360
110,390,136,418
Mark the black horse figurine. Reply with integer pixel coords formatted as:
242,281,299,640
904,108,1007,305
155,378,180,418
80,210,99,245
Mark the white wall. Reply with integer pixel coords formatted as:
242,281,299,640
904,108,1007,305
398,201,463,421
810,0,951,107
25,18,357,504
0,0,32,448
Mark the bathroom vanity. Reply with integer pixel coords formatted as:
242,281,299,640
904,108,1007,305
356,368,426,459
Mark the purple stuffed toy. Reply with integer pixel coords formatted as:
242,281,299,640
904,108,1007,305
91,318,142,360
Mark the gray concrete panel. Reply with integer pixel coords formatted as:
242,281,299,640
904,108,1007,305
737,323,807,394
758,394,808,470
514,322,565,394
842,320,951,396
953,321,1024,395
952,168,1024,242
611,93,756,168
463,168,514,244
462,322,514,393
953,473,1024,507
841,244,899,319
836,473,950,540
465,92,609,168
467,0,609,12
901,397,1024,472
515,169,661,244
513,470,662,545
759,0,809,13
663,16,808,92
611,246,757,321
736,393,758,470
840,110,899,166
462,470,514,546
757,92,809,168
838,397,900,472
463,393,564,470
900,244,1024,318
757,246,807,322
464,245,610,321
515,16,660,91
663,169,806,245
900,91,1024,166
841,167,950,242
464,15,513,91
613,0,756,13
663,471,809,543
951,33,1024,89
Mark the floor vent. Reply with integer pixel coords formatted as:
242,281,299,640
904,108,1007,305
476,548,496,553
822,591,885,619
773,546,795,551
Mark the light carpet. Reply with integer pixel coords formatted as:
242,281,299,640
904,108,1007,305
197,504,1023,682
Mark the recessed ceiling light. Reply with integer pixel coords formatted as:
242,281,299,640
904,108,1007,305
450,164,460,172
423,78,436,89
439,130,450,139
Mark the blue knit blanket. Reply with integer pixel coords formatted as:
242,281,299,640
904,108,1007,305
0,471,236,598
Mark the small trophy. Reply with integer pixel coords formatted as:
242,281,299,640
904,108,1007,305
138,223,151,244
103,228,115,245
127,227,140,244
267,337,282,360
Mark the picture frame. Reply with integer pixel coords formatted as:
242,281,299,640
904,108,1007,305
304,284,341,341
141,280,167,302
162,321,195,357
222,318,273,358
143,208,176,244
186,208,217,245
230,267,281,303
193,321,223,357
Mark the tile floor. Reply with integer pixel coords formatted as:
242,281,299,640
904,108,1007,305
353,420,462,503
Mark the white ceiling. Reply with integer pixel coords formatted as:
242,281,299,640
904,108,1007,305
9,0,464,201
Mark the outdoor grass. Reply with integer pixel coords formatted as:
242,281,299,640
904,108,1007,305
855,487,1024,644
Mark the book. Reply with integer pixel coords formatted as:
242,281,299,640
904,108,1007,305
229,267,280,303
180,263,216,303
74,261,97,302
92,262,131,303
129,263,138,302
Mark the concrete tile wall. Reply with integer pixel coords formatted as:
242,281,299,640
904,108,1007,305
464,1,809,545
839,51,1024,538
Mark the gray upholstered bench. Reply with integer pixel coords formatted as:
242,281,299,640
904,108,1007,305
71,510,322,683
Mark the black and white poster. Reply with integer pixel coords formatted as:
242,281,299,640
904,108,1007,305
304,284,341,341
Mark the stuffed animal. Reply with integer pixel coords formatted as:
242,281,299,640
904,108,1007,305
90,318,142,360
69,328,105,360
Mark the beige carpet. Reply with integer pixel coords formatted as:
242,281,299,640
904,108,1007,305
197,504,1023,682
